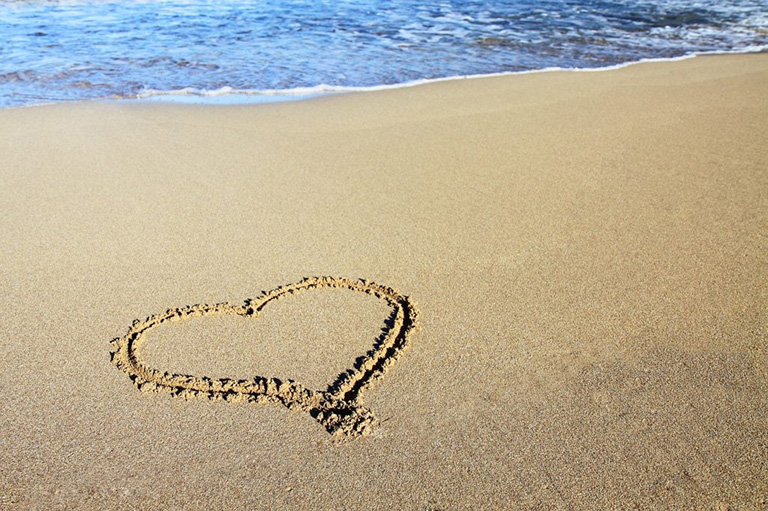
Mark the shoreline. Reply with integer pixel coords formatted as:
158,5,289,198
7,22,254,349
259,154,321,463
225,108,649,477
1,52,766,509
5,46,768,110
133,46,768,104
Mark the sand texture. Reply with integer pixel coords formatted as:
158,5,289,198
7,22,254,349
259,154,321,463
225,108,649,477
1,54,767,509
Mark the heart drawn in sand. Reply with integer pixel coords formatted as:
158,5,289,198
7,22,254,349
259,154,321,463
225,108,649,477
109,277,420,437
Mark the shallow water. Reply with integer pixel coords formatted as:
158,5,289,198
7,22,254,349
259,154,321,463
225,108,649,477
1,0,766,107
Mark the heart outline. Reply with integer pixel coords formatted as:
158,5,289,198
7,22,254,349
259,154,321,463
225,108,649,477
109,276,420,437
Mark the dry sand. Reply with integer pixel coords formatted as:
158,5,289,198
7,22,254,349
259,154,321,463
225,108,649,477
1,53,766,509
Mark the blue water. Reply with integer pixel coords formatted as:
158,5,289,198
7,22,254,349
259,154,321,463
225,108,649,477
1,0,766,107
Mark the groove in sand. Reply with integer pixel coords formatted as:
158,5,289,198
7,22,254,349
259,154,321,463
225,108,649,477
109,276,420,437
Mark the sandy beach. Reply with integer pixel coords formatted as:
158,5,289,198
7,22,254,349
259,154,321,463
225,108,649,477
1,53,766,508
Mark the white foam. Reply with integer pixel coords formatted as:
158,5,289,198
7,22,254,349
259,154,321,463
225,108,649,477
128,47,768,106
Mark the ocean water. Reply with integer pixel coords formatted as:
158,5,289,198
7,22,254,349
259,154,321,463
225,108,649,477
1,0,766,107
